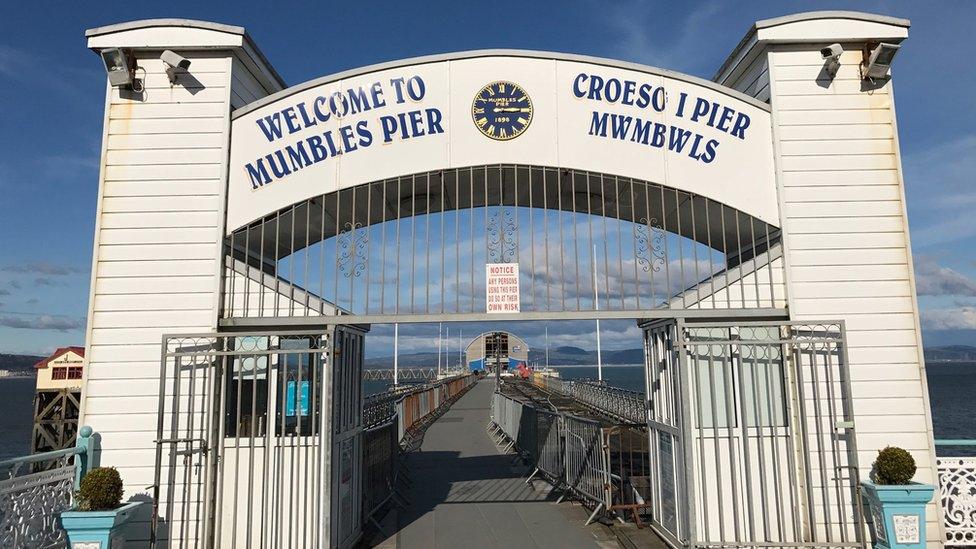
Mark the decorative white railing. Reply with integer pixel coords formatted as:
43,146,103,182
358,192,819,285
936,440,976,546
0,426,94,549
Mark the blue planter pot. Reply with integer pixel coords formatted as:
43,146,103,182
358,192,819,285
60,501,142,549
861,480,934,549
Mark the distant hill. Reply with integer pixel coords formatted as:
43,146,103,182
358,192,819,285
924,345,976,362
0,354,42,375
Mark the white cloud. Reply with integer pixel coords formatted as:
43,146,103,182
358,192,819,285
914,255,976,297
921,307,976,330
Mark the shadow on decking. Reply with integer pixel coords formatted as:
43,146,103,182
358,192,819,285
396,450,556,529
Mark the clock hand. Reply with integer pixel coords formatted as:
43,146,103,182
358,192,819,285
493,107,531,113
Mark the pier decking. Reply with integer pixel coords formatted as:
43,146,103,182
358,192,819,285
377,380,613,548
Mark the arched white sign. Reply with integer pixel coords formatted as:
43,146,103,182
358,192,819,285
227,51,776,233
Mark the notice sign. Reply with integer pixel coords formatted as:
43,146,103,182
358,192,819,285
486,263,520,313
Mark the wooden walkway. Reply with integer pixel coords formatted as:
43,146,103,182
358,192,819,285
376,379,609,549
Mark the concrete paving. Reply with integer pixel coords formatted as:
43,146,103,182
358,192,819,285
376,379,614,549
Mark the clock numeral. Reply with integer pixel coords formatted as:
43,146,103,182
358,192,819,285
498,83,505,93
518,117,528,126
499,128,508,139
476,117,488,128
486,125,495,136
474,107,485,114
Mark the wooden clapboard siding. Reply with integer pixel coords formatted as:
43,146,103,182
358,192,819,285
765,45,940,543
82,48,282,521
81,51,232,514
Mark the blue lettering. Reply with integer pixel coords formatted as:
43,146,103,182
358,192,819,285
573,73,587,98
346,86,371,115
296,102,317,128
588,111,608,137
731,112,750,139
267,150,292,179
285,141,311,171
389,77,406,103
636,84,651,108
245,159,271,189
313,96,330,122
339,125,357,152
356,120,373,147
610,114,632,139
282,107,301,134
406,76,425,101
256,113,284,142
668,126,694,153
380,115,398,142
604,78,622,102
307,135,328,162
426,108,444,134
370,82,386,109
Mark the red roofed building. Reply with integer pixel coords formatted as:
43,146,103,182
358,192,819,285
33,346,85,390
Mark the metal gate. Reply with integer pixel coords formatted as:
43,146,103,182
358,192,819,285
151,327,365,549
642,320,864,548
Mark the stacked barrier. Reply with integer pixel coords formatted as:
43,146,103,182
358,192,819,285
489,391,649,525
361,421,398,520
396,374,477,443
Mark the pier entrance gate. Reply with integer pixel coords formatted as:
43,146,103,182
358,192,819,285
144,51,866,548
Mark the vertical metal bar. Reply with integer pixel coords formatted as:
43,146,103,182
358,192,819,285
395,178,401,315
674,189,687,308
305,200,312,316
288,203,296,317
571,171,581,311
426,174,431,314
720,331,742,542
630,178,641,310
689,195,703,308
440,173,446,313
319,195,326,315
690,342,711,539
734,210,745,309
349,191,357,315
751,217,761,309
659,186,672,307
675,320,698,545
543,168,551,311
747,339,772,543
558,170,566,311
807,342,832,542
703,199,717,310
720,205,731,310
529,166,536,310
380,181,387,314
733,332,757,543
334,193,342,313
410,175,417,313
600,175,610,311
365,183,373,315
615,176,624,310
705,343,726,543
586,172,595,310
763,339,787,543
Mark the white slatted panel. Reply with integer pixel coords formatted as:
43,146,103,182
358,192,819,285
82,49,279,546
766,45,941,545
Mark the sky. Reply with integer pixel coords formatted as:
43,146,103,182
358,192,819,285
0,1,974,357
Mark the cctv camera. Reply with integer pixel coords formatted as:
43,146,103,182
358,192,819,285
161,50,191,70
820,43,843,60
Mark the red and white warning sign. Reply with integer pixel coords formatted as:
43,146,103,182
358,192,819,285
486,263,520,313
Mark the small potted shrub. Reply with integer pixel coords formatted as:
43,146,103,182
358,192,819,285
61,467,142,548
861,446,934,549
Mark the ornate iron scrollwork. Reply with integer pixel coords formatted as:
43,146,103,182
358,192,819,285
0,455,74,548
337,221,369,278
487,208,518,263
635,217,666,273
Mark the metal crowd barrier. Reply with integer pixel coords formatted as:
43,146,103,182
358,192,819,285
361,421,398,524
489,392,649,525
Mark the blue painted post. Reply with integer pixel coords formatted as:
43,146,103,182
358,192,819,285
74,425,93,489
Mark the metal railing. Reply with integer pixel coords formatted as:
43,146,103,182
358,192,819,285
564,380,646,425
0,426,95,549
936,439,976,546
223,164,786,326
397,374,477,444
489,392,649,525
